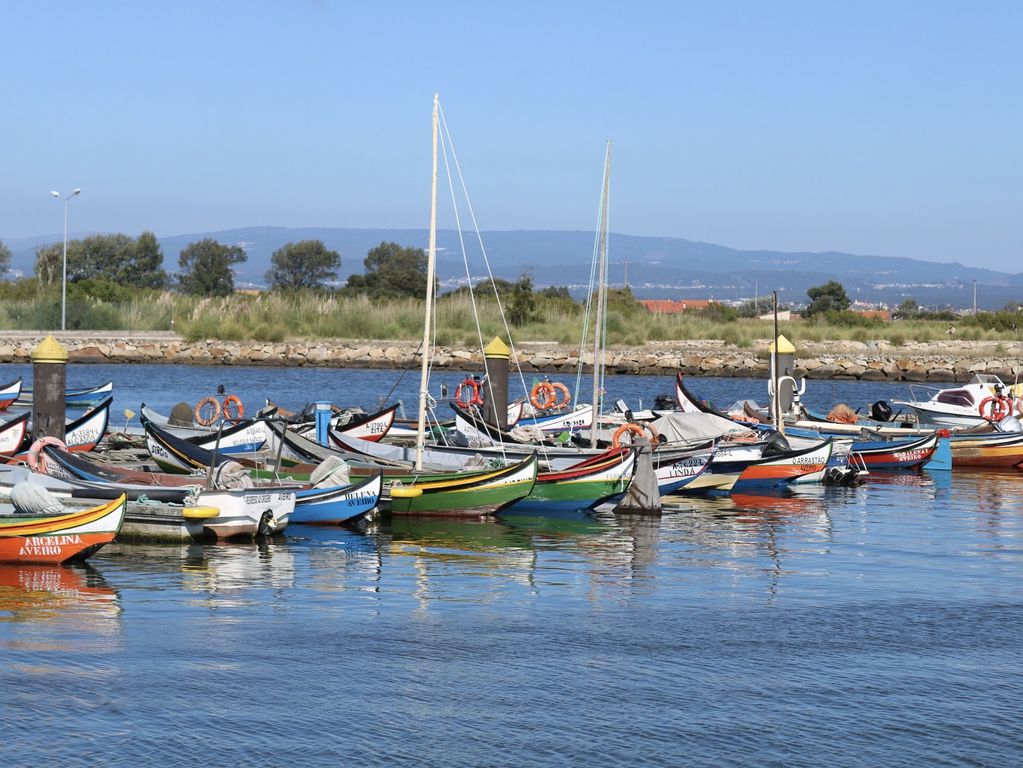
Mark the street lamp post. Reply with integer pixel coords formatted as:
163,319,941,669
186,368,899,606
50,188,81,332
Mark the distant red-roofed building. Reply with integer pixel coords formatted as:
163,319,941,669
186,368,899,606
853,309,892,322
640,299,714,313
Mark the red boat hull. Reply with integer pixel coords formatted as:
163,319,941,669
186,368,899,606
0,532,116,564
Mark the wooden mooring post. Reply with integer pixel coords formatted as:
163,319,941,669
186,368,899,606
31,335,68,442
613,436,661,514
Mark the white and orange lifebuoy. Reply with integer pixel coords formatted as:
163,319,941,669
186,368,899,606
978,395,1012,422
26,436,68,474
194,396,221,427
529,382,556,410
611,422,660,449
549,382,571,409
222,395,244,421
455,378,484,409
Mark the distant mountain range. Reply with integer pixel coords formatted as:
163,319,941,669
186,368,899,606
5,226,1020,309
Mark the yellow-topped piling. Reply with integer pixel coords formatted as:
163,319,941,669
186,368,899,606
483,336,511,360
31,335,69,364
483,337,510,429
31,335,68,442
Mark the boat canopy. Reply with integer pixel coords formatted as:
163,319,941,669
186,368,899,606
651,412,753,443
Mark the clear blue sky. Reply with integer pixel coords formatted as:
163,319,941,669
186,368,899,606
2,1,1020,269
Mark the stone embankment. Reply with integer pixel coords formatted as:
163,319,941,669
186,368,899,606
0,332,1018,382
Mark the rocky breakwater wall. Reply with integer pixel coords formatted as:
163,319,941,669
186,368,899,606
0,333,1016,382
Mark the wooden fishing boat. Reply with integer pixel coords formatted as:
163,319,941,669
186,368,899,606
296,404,399,444
5,396,112,461
508,404,594,434
17,445,294,538
0,413,30,457
43,432,372,530
388,454,538,517
731,440,834,492
184,419,268,455
503,447,635,514
675,371,939,439
143,414,231,473
385,401,524,441
343,409,613,474
849,432,939,470
289,473,382,525
139,404,268,454
447,404,703,469
654,451,715,496
16,380,113,408
0,494,126,563
950,431,1023,469
0,462,290,541
0,377,23,411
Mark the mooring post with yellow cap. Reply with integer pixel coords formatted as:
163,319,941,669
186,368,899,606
31,335,68,443
769,333,796,420
482,336,510,430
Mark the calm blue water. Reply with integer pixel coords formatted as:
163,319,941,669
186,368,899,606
1,365,1021,767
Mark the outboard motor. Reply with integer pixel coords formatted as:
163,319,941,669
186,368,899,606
761,430,792,457
653,393,676,411
869,400,894,422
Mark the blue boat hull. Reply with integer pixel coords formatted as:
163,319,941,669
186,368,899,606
291,475,382,525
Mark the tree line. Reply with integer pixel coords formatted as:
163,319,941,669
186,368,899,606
0,234,425,298
0,235,584,326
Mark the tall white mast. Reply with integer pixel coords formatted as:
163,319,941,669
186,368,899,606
415,93,440,470
591,141,611,449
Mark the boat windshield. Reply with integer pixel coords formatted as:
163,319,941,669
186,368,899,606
972,374,1006,387
935,389,974,407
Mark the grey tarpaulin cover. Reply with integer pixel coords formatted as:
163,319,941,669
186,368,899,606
10,483,65,515
310,456,351,487
651,412,754,444
213,461,254,490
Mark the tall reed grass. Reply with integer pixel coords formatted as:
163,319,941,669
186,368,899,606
2,289,1021,346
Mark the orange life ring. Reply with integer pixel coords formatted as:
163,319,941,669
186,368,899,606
222,395,245,421
455,378,484,408
611,422,660,449
529,382,557,410
550,382,571,409
27,436,68,474
194,396,222,427
978,395,1011,422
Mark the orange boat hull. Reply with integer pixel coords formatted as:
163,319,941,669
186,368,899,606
0,531,117,564
0,495,126,564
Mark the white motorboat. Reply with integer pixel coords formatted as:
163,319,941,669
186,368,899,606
893,374,1023,427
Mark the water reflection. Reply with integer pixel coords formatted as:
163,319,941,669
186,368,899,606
0,563,119,625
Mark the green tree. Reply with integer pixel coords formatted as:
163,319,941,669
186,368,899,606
540,285,572,301
508,272,536,326
538,285,580,315
177,239,247,296
737,296,776,318
893,298,919,319
345,241,427,298
805,280,851,316
132,231,168,289
603,286,643,312
443,278,515,300
0,240,10,276
34,232,167,288
265,239,341,290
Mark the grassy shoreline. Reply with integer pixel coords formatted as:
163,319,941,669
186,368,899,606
2,290,1021,347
